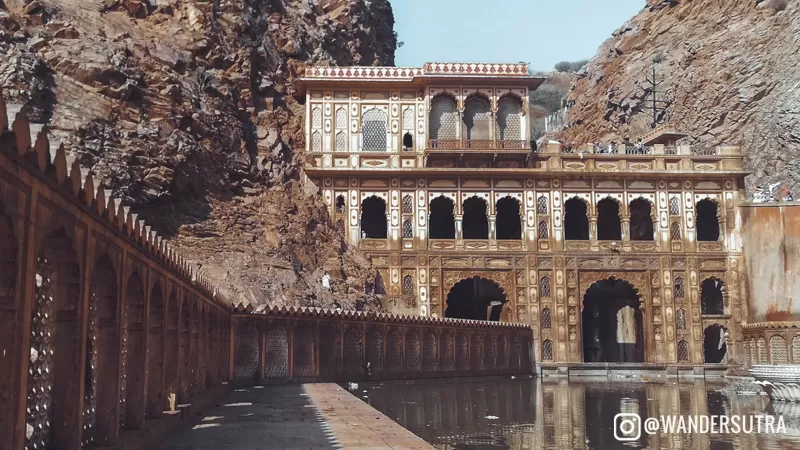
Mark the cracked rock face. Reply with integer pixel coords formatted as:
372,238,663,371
560,0,800,197
0,0,396,309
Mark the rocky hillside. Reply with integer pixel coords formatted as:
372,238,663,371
0,0,396,309
560,0,800,197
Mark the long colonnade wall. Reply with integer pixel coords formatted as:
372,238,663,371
0,89,232,450
231,305,535,383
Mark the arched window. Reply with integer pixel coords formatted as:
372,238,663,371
496,95,523,147
629,198,654,241
537,196,548,215
311,107,322,130
335,132,347,152
403,107,414,131
335,108,347,130
463,196,489,239
538,220,549,239
564,198,589,240
362,109,387,151
402,195,414,214
429,196,456,239
700,277,724,315
403,275,414,295
335,195,346,213
540,276,551,298
677,340,689,362
696,199,720,241
429,95,458,145
402,219,414,239
463,95,492,145
335,219,345,234
674,277,685,300
360,196,387,239
542,340,553,361
311,131,322,152
597,198,622,241
671,222,682,240
770,336,788,364
403,132,413,151
541,308,552,329
676,308,687,330
496,196,522,240
669,197,681,216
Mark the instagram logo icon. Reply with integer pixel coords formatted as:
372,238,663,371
614,413,641,441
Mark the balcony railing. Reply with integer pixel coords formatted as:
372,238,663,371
428,139,531,150
691,147,718,156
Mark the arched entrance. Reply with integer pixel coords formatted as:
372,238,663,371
445,276,507,321
582,278,644,363
703,324,727,363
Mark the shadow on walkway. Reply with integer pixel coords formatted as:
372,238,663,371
154,385,341,450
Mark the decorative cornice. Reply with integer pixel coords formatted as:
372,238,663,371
231,304,531,330
0,88,229,310
302,62,531,81
743,321,800,331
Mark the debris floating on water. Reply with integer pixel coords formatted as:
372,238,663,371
485,415,500,420
348,382,358,391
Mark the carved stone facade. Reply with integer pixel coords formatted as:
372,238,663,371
299,64,748,367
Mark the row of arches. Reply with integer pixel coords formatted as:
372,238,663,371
354,195,722,242
359,195,523,240
429,94,524,143
233,322,534,380
1,201,229,448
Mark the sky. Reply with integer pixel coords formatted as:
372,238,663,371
390,0,644,71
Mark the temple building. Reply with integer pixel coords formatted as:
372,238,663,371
296,62,748,369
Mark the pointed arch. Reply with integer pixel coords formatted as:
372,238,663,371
402,194,414,214
233,321,260,380
700,277,724,315
463,94,492,144
360,195,387,239
386,329,403,373
403,275,414,295
429,94,459,143
366,328,383,374
264,325,289,379
703,324,727,363
402,219,414,239
319,325,340,377
770,335,788,364
496,196,522,240
696,199,720,241
496,94,523,145
90,254,120,444
335,131,347,152
122,270,146,429
343,327,363,375
362,108,387,151
293,325,315,377
677,340,689,362
597,197,622,241
629,197,654,241
146,282,165,418
582,277,643,363
311,131,322,152
541,307,552,329
429,196,456,239
542,339,553,361
564,197,589,240
405,330,421,371
676,308,687,330
463,196,489,239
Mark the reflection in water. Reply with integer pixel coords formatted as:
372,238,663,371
355,377,800,450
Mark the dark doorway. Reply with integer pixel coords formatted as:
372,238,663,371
703,324,727,363
696,199,720,241
564,198,589,240
463,196,489,239
335,195,346,213
496,197,522,240
403,132,413,151
360,196,387,239
629,198,654,241
429,196,456,239
582,278,644,363
597,198,622,241
445,276,506,321
700,277,724,315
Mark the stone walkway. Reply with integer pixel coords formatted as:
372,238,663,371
154,383,433,450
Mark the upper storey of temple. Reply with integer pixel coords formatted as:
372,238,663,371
298,63,744,178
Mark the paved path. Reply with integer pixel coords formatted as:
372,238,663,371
154,383,433,450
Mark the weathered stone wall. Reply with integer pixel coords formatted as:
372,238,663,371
0,91,231,449
231,306,535,383
741,204,800,321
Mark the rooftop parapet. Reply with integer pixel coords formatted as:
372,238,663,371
303,62,531,80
